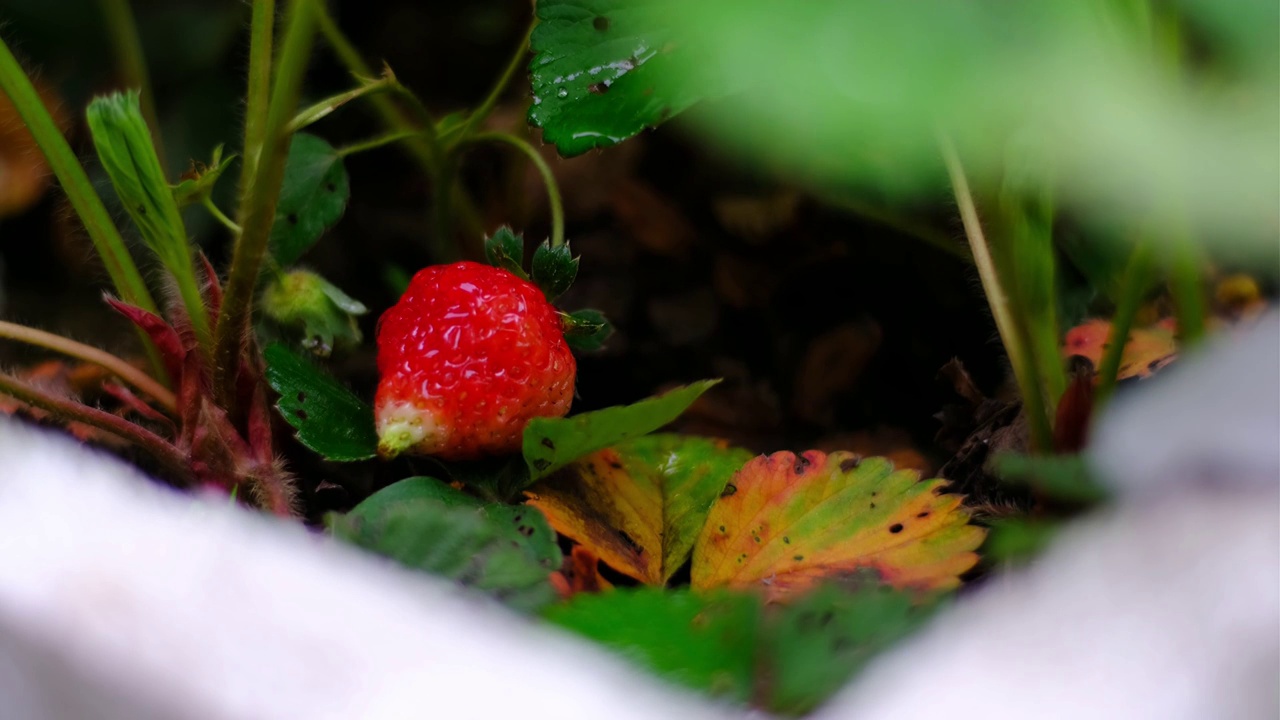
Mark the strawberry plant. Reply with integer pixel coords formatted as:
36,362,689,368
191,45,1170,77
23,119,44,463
0,0,1274,716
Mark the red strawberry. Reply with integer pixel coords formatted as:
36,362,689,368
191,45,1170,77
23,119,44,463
375,261,576,461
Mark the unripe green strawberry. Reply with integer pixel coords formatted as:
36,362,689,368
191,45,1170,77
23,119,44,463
375,261,575,460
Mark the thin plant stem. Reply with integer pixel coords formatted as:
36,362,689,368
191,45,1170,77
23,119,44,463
98,0,163,164
336,128,426,157
1096,242,1155,404
0,320,177,413
313,3,486,254
202,195,243,234
467,132,564,248
454,24,533,144
0,370,192,484
215,0,317,401
941,137,1053,453
239,0,276,198
313,2,442,173
0,36,166,380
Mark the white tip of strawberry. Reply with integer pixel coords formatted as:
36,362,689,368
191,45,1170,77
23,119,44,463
375,401,446,460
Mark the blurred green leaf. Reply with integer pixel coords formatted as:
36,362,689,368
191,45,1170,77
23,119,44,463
990,452,1108,505
546,584,935,714
331,477,562,612
654,0,1279,257
263,342,378,461
270,133,350,266
983,517,1061,565
528,0,716,156
523,379,718,481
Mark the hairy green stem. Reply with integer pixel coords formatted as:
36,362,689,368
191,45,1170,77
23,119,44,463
0,370,192,484
239,0,276,197
454,24,533,144
98,0,163,162
1095,242,1155,403
941,138,1053,453
215,0,316,401
468,132,564,248
0,320,176,412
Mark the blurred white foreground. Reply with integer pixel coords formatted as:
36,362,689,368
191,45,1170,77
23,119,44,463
0,315,1276,720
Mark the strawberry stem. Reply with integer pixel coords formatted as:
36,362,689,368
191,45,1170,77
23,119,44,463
466,132,565,248
0,320,177,413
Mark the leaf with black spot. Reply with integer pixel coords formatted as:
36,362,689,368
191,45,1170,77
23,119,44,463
531,240,579,300
528,0,725,156
483,225,529,279
263,342,377,461
270,133,351,266
527,434,751,585
693,450,985,600
329,477,562,612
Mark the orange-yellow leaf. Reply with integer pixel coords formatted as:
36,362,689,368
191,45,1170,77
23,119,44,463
1063,318,1176,379
526,434,752,585
692,451,984,601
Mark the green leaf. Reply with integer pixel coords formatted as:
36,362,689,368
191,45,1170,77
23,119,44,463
545,584,934,714
527,434,752,584
483,226,529,279
523,379,719,481
982,517,1061,566
528,0,713,156
429,455,533,505
270,133,351,266
263,342,378,461
765,584,936,715
86,91,189,269
171,144,237,208
990,452,1108,505
531,240,579,300
545,589,759,703
330,477,562,612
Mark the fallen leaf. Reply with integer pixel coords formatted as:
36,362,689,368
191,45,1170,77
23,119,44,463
1063,318,1176,379
527,434,751,584
692,451,985,601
